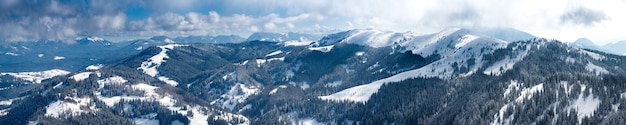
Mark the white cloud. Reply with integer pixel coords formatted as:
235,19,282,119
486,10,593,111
264,23,277,30
122,12,327,37
1,0,625,44
286,23,295,29
208,11,220,23
346,21,354,28
211,0,626,44
249,26,259,32
93,13,127,30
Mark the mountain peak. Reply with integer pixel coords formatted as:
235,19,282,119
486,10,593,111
74,36,111,45
316,28,502,50
573,38,596,46
149,36,175,43
601,40,626,55
570,37,605,52
470,27,536,42
75,36,105,42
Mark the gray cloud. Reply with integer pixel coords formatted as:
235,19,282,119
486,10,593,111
561,8,608,26
123,12,325,37
0,0,129,42
0,0,328,42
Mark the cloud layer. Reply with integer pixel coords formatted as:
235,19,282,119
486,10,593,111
561,8,607,26
1,0,625,44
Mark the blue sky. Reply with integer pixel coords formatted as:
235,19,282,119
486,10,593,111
1,0,625,44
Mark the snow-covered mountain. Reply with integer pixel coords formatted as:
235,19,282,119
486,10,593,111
0,69,70,84
471,27,536,42
2,28,626,124
316,28,510,79
569,38,626,55
0,38,123,72
602,40,626,55
571,38,604,51
75,36,111,45
0,34,248,73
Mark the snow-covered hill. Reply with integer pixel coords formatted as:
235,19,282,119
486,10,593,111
471,27,536,42
0,69,70,84
318,28,509,102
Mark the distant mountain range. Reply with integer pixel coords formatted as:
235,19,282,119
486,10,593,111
2,28,626,124
570,38,626,55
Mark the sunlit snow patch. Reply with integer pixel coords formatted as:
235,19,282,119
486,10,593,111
283,40,313,46
45,97,98,118
455,35,479,48
296,118,324,125
483,40,537,76
86,36,105,42
566,84,600,123
581,50,606,61
585,62,609,76
137,44,187,77
0,109,7,116
514,83,544,103
137,44,187,86
164,38,175,43
492,81,544,125
97,76,127,89
325,81,343,87
265,50,283,57
53,56,65,60
0,69,70,84
308,45,334,53
355,51,365,56
158,76,179,86
70,72,98,82
269,85,288,95
5,52,19,56
85,64,103,70
255,57,284,67
133,118,159,125
319,81,385,103
211,84,259,111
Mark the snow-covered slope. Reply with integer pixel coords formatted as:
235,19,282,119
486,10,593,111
137,44,187,86
315,29,420,48
315,28,506,57
319,28,509,103
483,40,544,76
0,69,70,84
45,96,98,118
75,36,109,44
149,36,176,43
317,28,508,78
210,83,260,111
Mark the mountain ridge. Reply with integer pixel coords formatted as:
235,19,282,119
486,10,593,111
2,28,626,124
